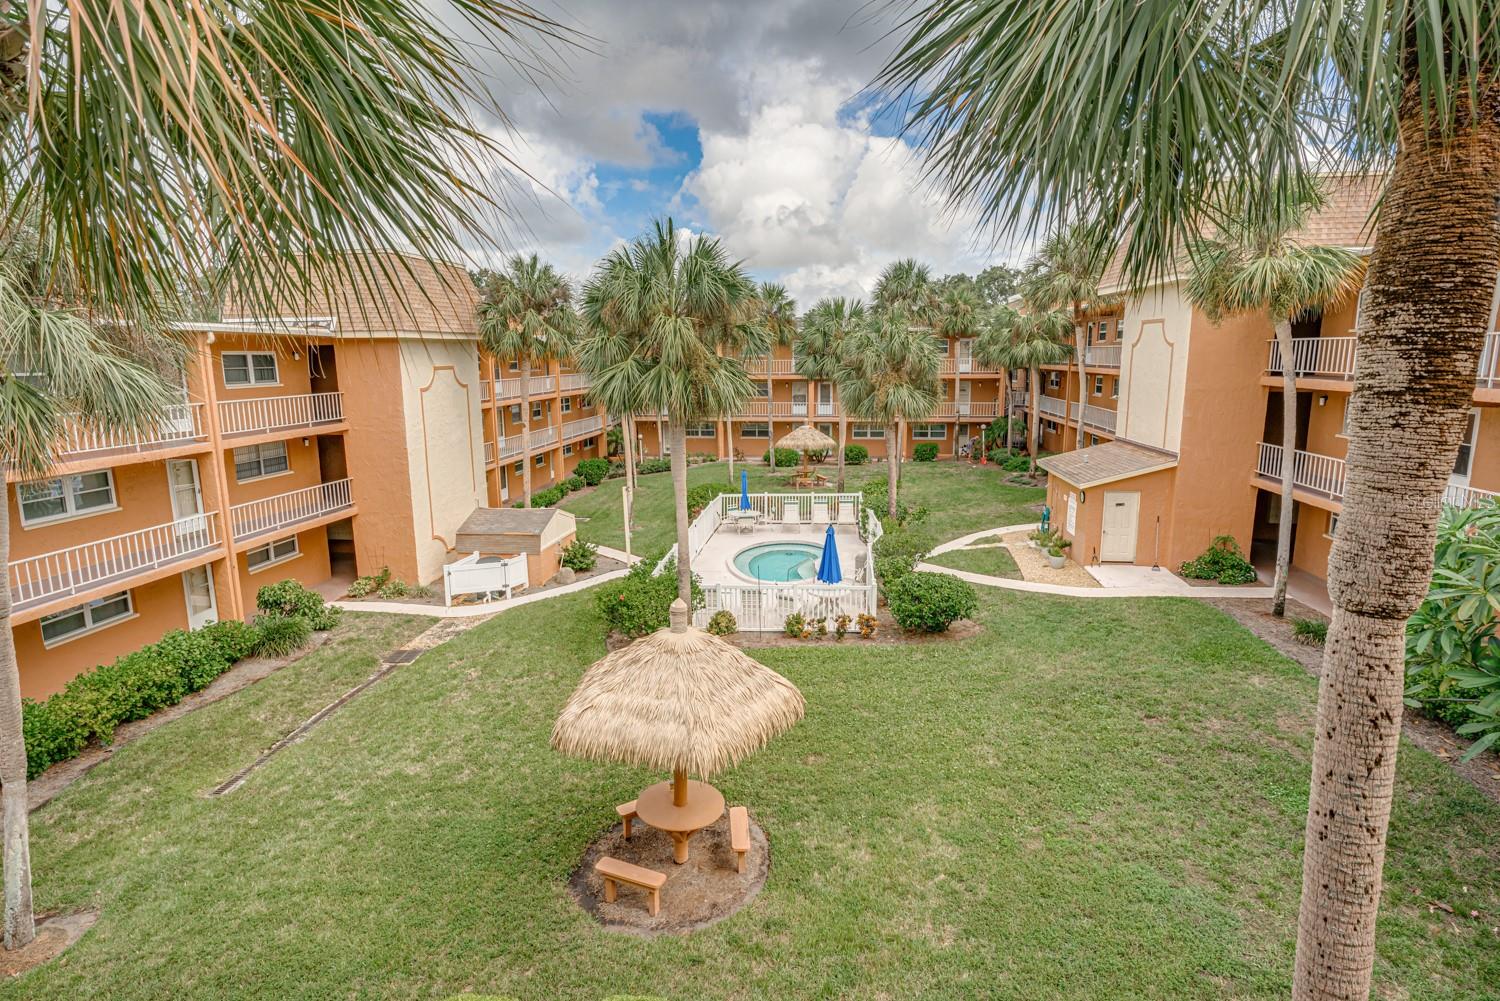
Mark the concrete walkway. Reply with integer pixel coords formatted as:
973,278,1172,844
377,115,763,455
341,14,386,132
328,545,642,619
922,525,1276,600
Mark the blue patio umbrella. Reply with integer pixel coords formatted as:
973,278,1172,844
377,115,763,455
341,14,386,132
816,523,843,584
740,469,751,510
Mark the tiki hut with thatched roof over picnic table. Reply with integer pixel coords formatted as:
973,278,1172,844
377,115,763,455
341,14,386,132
552,599,805,865
776,422,838,483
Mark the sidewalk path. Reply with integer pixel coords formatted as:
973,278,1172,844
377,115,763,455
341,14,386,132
922,525,1276,600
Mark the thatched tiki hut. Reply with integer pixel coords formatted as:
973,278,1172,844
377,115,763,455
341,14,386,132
776,422,837,477
552,600,805,862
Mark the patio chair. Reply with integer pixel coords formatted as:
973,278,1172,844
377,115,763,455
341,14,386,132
811,500,830,524
781,500,802,529
836,500,857,525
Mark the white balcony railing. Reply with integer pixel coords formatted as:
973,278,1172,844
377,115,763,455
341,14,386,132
484,441,496,467
1256,443,1346,499
231,478,353,541
497,434,525,460
934,401,1002,419
1479,333,1500,389
1078,403,1117,433
1084,343,1122,368
940,358,1005,375
1266,336,1359,381
496,377,522,401
743,358,797,377
527,424,559,450
1011,391,1029,409
49,403,206,464
1443,482,1500,509
1037,395,1068,419
11,513,222,612
814,401,838,418
562,415,604,442
218,392,344,437
560,372,591,393
481,381,492,402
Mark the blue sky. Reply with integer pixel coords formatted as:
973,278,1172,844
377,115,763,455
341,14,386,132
469,1,1026,304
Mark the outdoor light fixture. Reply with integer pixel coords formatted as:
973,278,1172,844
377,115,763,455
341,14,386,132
1318,394,1328,406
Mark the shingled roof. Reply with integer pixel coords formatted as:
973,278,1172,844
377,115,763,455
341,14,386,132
1038,440,1178,489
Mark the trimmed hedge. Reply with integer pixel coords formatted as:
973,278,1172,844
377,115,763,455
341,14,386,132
887,572,978,633
762,447,799,468
253,614,313,657
257,579,339,630
595,555,703,638
913,442,939,462
686,483,721,517
844,444,869,464
575,457,610,485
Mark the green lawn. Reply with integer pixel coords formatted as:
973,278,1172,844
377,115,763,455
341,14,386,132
8,588,1498,1000
560,459,1045,554
925,544,1023,578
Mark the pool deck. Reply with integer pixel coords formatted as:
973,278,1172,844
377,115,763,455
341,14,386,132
695,522,865,586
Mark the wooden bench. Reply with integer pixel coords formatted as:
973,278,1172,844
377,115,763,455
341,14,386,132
616,800,638,839
595,856,666,916
728,805,750,874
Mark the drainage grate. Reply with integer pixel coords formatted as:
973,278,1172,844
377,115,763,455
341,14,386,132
383,648,422,665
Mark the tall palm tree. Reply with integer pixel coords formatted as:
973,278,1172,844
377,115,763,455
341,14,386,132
574,322,646,525
837,308,942,517
933,281,984,453
582,220,767,603
879,5,1500,995
1020,224,1109,452
0,1,572,951
1185,187,1365,617
797,298,867,491
478,256,577,508
758,283,799,468
871,259,940,487
982,305,1072,475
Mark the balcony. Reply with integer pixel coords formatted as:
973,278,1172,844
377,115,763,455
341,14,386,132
495,375,558,402
743,358,797,377
218,392,344,438
29,404,208,474
497,434,525,460
1084,344,1122,369
933,401,1001,419
1037,395,1068,419
1072,402,1118,434
231,478,354,543
1267,332,1500,387
11,513,223,615
527,424,559,450
560,372,591,393
562,415,604,442
1255,443,1346,501
939,358,1005,376
1444,482,1500,508
484,441,496,467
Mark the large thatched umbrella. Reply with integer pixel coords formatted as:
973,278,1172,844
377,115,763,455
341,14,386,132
776,422,837,479
552,600,805,862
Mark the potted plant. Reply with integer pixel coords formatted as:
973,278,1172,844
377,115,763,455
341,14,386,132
1046,538,1071,569
1028,528,1053,550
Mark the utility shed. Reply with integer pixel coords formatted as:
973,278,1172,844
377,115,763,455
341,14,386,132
453,507,578,588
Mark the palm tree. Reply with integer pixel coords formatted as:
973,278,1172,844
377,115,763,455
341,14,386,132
982,305,1072,475
1020,224,1109,452
478,256,577,508
878,5,1500,995
837,308,942,518
933,281,985,454
0,1,572,951
871,259,940,488
582,220,767,603
797,298,867,491
757,283,799,468
1185,186,1365,617
574,320,647,526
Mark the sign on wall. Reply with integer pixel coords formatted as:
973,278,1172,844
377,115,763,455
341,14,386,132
1066,491,1077,535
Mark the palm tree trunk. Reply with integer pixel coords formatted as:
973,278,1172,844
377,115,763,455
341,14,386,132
1028,366,1042,475
836,410,847,493
766,357,774,469
621,414,637,525
668,420,693,604
1272,318,1298,617
1292,76,1500,1001
519,358,533,507
884,424,898,518
0,502,35,950
1000,369,1011,453
726,419,734,484
1072,315,1087,450
893,418,904,497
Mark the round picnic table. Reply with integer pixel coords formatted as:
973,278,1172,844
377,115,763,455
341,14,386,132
634,778,726,864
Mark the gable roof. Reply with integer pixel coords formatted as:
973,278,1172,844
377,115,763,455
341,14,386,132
456,506,569,538
1038,440,1178,489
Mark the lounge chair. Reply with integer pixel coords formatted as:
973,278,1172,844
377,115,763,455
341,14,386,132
811,500,830,524
836,500,857,525
781,500,801,529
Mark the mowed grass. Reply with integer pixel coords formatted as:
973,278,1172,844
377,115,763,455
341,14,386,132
559,459,1046,555
8,589,1499,1000
926,544,1023,578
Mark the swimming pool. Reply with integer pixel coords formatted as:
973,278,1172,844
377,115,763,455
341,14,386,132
732,542,823,583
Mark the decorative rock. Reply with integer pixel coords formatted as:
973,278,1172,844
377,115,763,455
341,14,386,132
555,566,577,585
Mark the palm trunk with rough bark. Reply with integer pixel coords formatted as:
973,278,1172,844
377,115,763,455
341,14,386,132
893,418,904,498
1,499,35,950
836,411,846,493
1272,318,1298,617
766,359,775,469
1028,366,1042,475
668,421,693,604
884,424,899,518
1292,75,1500,1001
725,419,734,484
621,414,637,524
519,358,533,507
1073,314,1087,450
1000,369,1011,453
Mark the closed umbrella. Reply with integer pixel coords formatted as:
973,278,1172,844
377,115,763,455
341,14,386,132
817,522,842,584
740,468,751,510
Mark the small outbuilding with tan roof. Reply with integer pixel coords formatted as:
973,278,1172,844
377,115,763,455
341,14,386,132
1039,441,1179,567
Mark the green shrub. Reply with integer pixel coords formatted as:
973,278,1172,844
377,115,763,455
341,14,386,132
594,556,703,638
376,578,432,600
561,475,585,493
843,444,869,464
200,619,260,662
1002,453,1032,472
575,457,610,486
154,628,233,691
256,579,339,630
913,442,939,462
520,485,567,508
686,483,721,517
347,566,391,598
1292,618,1328,646
1179,535,1258,584
252,614,312,657
859,477,928,531
887,572,978,633
986,447,1008,464
706,610,737,636
762,447,798,468
637,457,671,475
561,538,599,572
873,527,932,589
784,612,808,638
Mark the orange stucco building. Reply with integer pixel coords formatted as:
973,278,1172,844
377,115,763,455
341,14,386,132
1034,175,1500,586
9,255,609,699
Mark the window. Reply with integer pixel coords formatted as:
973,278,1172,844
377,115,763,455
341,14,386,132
1111,377,1119,399
1086,321,1095,342
753,382,770,399
1454,411,1478,477
561,397,573,414
221,351,279,387
1089,435,1101,447
17,471,117,525
531,402,548,421
816,423,835,437
1327,513,1340,539
584,437,597,450
233,441,289,482
509,404,522,422
562,444,574,457
1046,420,1060,433
851,424,884,440
1096,318,1110,342
1093,375,1104,396
40,591,133,645
507,360,519,372
931,336,948,354
246,536,299,572
512,461,523,475
686,423,717,438
741,422,769,439
911,424,946,440
535,454,548,467
1047,371,1061,389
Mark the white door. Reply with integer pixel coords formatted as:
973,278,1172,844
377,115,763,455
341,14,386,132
817,382,834,417
956,381,972,416
791,381,808,417
1100,491,1140,563
957,338,974,373
167,459,207,542
499,466,509,502
181,566,218,630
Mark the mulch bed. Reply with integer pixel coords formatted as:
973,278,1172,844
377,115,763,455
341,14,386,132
1209,597,1500,805
0,910,98,977
569,812,770,935
605,610,982,652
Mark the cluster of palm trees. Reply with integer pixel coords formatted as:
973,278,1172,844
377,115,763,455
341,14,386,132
880,3,1499,998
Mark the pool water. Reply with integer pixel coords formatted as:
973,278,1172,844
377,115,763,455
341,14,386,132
733,542,823,582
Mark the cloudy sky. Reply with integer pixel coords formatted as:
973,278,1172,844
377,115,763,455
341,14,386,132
459,0,1028,306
